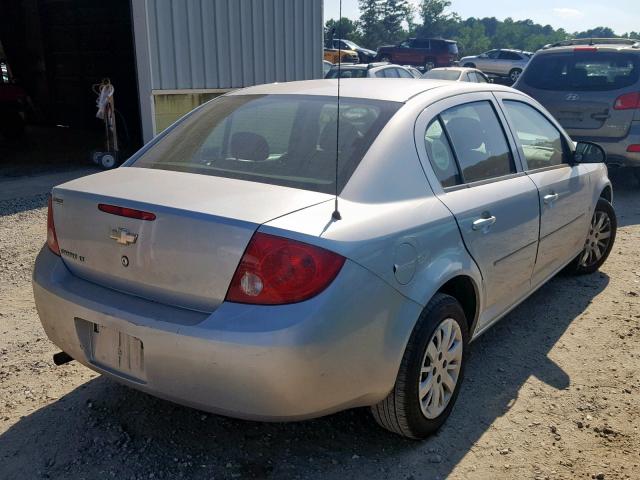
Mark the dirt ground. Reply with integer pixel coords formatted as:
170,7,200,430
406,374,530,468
0,169,639,480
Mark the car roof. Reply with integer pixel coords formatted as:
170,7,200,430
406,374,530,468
540,38,640,53
428,67,477,73
229,79,513,103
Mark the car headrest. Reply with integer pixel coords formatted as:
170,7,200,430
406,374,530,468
230,132,269,161
445,117,484,151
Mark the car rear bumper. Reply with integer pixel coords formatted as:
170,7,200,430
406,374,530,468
33,247,420,420
571,123,640,168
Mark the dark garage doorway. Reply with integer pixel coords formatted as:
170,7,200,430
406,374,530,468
0,0,141,175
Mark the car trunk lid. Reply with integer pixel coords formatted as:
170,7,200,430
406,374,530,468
51,167,331,312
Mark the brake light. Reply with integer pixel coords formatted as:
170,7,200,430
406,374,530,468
574,46,598,52
98,204,156,220
226,232,345,305
627,144,640,152
614,92,640,110
47,197,60,256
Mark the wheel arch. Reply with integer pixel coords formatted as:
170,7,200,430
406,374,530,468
600,185,612,203
435,274,480,335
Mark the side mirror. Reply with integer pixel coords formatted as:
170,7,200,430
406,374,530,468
574,141,606,164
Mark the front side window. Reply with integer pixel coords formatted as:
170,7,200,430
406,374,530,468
440,101,516,183
133,95,401,194
396,68,413,78
503,100,568,170
499,51,521,60
486,50,499,59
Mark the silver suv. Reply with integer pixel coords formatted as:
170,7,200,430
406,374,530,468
515,39,640,181
460,49,532,83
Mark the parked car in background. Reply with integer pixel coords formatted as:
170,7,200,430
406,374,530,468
0,57,27,140
324,47,358,64
423,67,490,83
403,66,424,78
514,38,640,182
376,38,459,70
331,38,376,63
35,78,616,440
460,49,532,83
322,60,333,77
325,62,416,79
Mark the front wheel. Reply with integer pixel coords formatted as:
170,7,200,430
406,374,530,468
371,293,469,439
424,60,435,72
567,198,617,275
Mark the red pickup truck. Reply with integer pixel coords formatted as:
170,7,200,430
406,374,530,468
376,38,459,70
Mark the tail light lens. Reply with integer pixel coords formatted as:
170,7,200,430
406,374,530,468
47,197,60,256
226,232,345,305
98,203,156,221
613,92,640,110
627,144,640,153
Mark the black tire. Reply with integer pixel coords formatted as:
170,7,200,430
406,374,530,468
634,168,640,187
371,293,470,439
379,55,391,63
424,60,435,72
567,197,617,275
463,62,475,68
509,68,522,83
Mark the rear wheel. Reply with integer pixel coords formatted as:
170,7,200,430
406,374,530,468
424,60,435,72
380,55,391,63
371,293,469,439
509,68,522,83
567,198,616,275
463,62,475,68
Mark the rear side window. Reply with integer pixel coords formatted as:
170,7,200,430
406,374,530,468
502,101,568,170
521,52,640,91
499,51,522,60
133,95,401,194
396,68,413,78
424,119,460,187
440,101,516,183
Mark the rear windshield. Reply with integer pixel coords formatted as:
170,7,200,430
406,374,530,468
423,70,461,81
521,51,640,91
325,68,368,79
132,95,401,194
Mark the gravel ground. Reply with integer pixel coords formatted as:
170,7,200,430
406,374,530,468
0,172,639,480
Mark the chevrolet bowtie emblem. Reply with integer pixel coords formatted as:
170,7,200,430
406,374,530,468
110,228,138,246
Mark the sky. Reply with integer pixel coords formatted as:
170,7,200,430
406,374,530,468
324,0,639,35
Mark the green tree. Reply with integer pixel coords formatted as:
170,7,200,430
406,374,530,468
358,0,384,48
575,27,616,39
417,0,453,36
380,0,410,44
325,17,362,45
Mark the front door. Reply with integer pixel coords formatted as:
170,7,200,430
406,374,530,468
415,93,541,327
495,92,594,286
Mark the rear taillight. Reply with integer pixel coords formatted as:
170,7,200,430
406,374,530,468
627,144,640,153
613,92,640,110
47,197,60,256
98,204,156,221
225,232,345,305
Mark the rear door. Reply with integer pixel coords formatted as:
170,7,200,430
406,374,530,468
495,91,594,286
516,50,640,139
415,92,540,326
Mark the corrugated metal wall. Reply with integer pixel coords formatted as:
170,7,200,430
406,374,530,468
146,0,323,91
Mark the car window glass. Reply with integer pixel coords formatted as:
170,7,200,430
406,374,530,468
440,101,516,183
384,68,399,78
424,118,461,187
503,100,567,170
133,95,401,194
499,51,521,60
396,68,413,78
476,73,488,83
414,39,430,49
487,50,499,59
521,52,640,91
466,72,476,82
374,70,385,78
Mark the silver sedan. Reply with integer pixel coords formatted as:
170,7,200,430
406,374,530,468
34,79,616,439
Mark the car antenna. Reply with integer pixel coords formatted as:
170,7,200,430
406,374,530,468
332,0,343,221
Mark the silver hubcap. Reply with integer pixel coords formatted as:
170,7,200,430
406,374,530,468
580,210,612,267
418,318,463,419
510,70,521,81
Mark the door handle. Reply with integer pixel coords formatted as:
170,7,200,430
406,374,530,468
543,193,559,204
472,216,497,232
591,112,610,120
